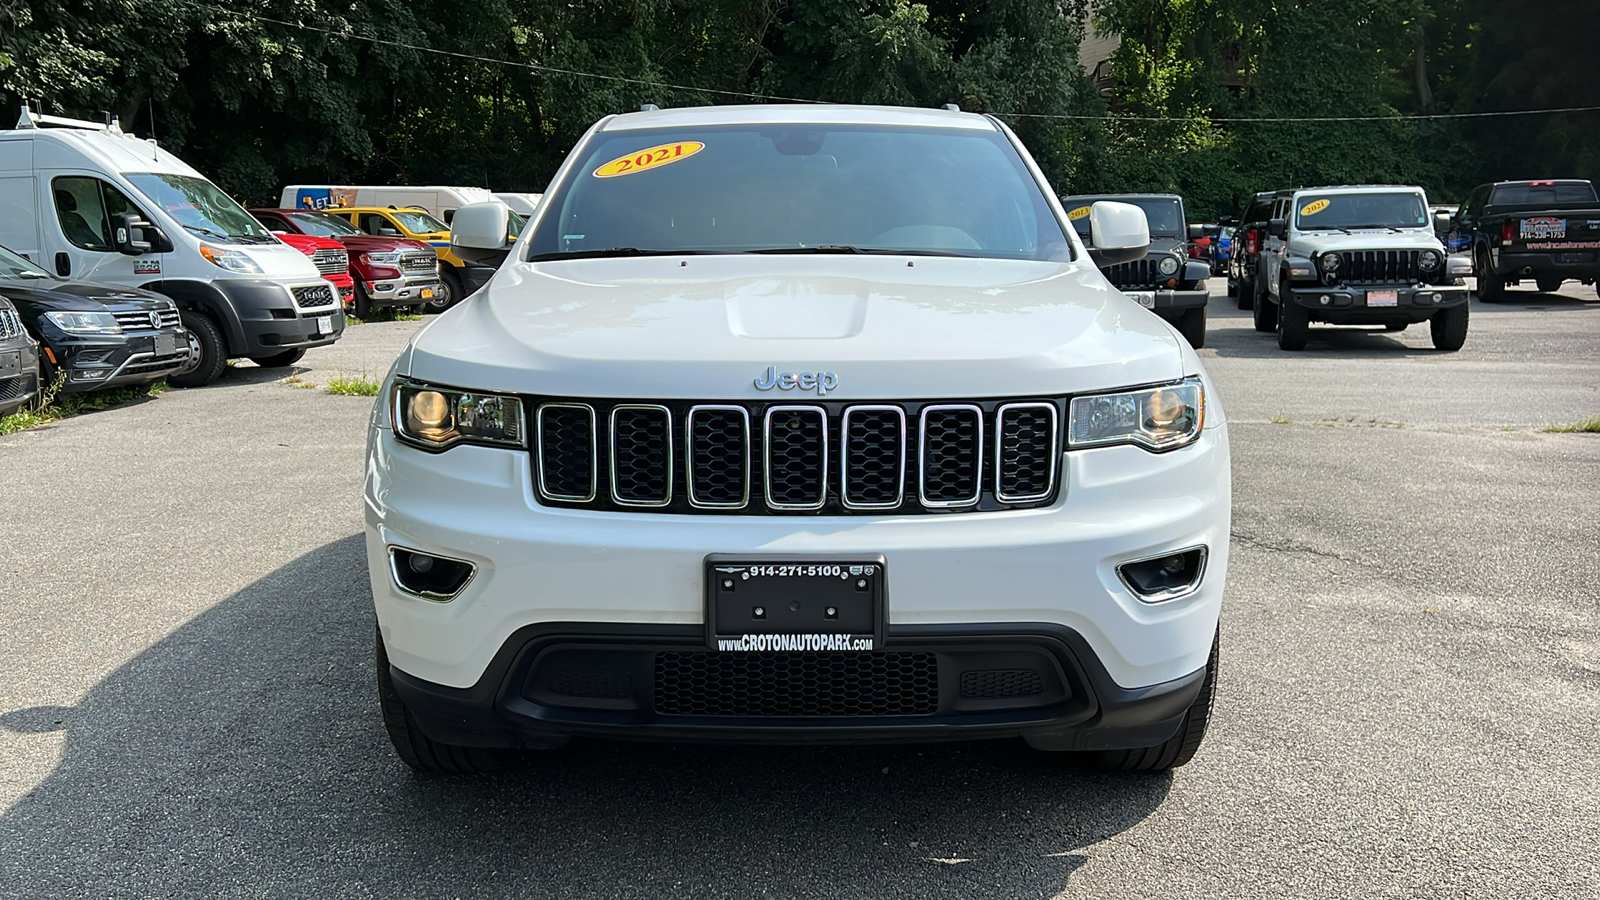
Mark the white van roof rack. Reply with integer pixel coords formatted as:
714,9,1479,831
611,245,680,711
16,103,124,135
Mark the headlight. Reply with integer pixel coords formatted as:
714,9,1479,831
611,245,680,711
45,310,122,335
1068,378,1204,452
1157,255,1179,276
363,250,403,266
198,243,265,274
1317,252,1341,284
1418,250,1440,272
392,380,525,451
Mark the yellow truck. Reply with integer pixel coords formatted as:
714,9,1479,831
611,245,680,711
324,207,494,310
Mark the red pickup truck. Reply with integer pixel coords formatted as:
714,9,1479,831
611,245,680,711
271,232,355,307
250,208,442,318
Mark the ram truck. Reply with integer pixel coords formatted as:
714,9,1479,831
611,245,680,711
251,208,441,318
1451,179,1600,300
366,104,1230,776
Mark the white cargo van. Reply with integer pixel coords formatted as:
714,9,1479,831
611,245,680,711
282,185,495,225
0,107,344,385
491,192,543,216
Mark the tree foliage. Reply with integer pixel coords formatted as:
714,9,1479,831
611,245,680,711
0,0,1592,215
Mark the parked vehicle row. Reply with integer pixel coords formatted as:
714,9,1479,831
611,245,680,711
251,208,442,318
1447,179,1600,301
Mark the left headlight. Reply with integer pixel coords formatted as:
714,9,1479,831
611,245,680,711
1418,250,1441,273
1317,251,1341,283
198,243,265,274
1157,255,1180,276
1068,377,1204,453
44,310,122,335
391,380,525,451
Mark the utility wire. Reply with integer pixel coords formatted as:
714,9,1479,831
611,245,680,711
205,3,1600,125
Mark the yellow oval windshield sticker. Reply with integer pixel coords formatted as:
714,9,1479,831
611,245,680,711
594,141,705,178
1067,206,1092,220
1300,199,1330,216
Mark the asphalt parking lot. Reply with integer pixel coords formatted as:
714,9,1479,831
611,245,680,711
1,280,1596,899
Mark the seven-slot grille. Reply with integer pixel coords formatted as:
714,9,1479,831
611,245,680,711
1104,257,1158,287
111,307,181,331
400,250,438,274
1336,249,1422,283
311,248,349,276
292,284,337,309
0,307,22,340
531,399,1062,515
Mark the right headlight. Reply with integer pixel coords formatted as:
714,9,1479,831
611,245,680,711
45,310,122,335
391,379,525,451
1157,255,1180,276
1068,377,1204,452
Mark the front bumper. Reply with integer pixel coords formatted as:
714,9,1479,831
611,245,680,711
386,622,1210,750
216,280,345,357
365,410,1230,705
1118,287,1208,313
1287,282,1468,324
44,329,195,392
0,338,40,416
363,273,443,307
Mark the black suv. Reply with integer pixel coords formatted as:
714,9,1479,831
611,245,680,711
0,244,195,392
0,295,41,418
1223,190,1278,309
1060,193,1211,348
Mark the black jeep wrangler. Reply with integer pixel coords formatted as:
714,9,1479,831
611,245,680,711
1061,193,1210,348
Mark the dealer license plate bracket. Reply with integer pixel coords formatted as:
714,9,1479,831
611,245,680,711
705,554,886,652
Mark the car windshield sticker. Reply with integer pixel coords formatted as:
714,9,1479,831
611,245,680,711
1300,199,1330,216
594,141,705,178
1067,206,1092,220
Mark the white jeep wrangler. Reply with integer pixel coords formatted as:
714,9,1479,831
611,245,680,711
365,105,1230,773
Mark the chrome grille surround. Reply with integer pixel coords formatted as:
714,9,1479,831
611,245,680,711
685,405,751,509
0,307,26,339
764,405,828,511
400,250,438,273
312,248,349,275
111,307,181,332
994,402,1059,503
917,404,984,508
536,402,597,502
840,405,906,511
609,404,673,507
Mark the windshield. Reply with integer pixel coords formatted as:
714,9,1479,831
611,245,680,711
527,124,1070,260
1295,192,1428,230
0,244,52,279
124,173,276,244
286,211,363,238
1061,197,1184,238
393,211,447,234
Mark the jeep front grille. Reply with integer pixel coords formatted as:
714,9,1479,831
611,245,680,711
530,397,1063,515
0,307,24,340
1337,249,1421,283
1105,258,1159,287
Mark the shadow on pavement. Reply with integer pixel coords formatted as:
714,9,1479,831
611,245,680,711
0,535,1170,898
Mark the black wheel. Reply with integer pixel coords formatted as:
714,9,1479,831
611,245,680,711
1430,303,1469,351
250,348,306,368
352,281,374,320
1176,306,1206,349
1535,277,1563,294
1226,280,1237,298
1383,322,1408,332
168,310,227,388
425,268,461,313
1476,250,1504,302
1237,277,1254,310
1086,632,1218,772
1277,277,1308,351
1251,278,1276,332
376,626,520,774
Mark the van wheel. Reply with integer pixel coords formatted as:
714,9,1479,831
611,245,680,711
1176,306,1206,348
1252,278,1277,331
1476,251,1504,302
250,349,306,368
376,626,522,774
1085,632,1218,772
1430,303,1469,351
168,311,227,388
1277,284,1308,351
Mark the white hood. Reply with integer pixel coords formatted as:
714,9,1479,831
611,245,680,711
1295,228,1446,256
236,242,325,280
402,255,1187,399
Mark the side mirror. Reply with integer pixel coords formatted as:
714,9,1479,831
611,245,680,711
450,201,514,266
1432,211,1453,233
1186,223,1205,240
1267,218,1287,238
376,226,400,237
112,212,153,256
1085,201,1150,267
1219,216,1238,227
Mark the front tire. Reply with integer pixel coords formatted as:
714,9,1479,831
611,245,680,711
1176,306,1206,349
1277,281,1308,351
376,627,519,774
351,281,374,320
1430,303,1469,351
250,348,306,368
1085,632,1218,772
168,311,227,388
1252,277,1277,332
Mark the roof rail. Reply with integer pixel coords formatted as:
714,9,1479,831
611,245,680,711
16,103,124,135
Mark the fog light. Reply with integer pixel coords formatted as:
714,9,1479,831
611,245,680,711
389,547,476,601
72,369,111,381
1320,294,1331,305
1117,547,1207,603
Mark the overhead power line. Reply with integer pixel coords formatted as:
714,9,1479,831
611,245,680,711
204,4,1600,125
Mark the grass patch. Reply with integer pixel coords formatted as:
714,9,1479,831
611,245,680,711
0,372,167,435
347,306,426,325
1268,414,1292,425
325,373,381,396
1543,415,1600,433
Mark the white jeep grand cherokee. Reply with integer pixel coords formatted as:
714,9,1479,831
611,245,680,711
365,104,1230,773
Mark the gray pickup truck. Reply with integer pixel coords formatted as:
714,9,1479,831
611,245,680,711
1061,193,1210,348
1256,185,1473,351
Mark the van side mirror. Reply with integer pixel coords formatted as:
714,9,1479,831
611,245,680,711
1267,218,1287,238
450,201,514,266
1085,201,1150,267
112,212,152,255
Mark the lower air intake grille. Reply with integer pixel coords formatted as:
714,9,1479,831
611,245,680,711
960,669,1044,700
543,668,632,700
654,651,939,716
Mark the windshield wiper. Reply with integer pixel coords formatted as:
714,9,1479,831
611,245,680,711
1345,224,1405,233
